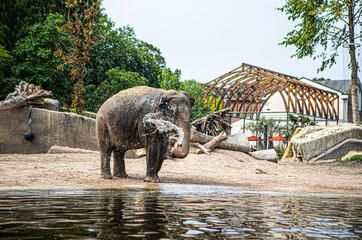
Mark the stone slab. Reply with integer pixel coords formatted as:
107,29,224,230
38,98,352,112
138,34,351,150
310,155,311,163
249,149,278,162
291,123,362,162
227,133,249,146
309,139,362,162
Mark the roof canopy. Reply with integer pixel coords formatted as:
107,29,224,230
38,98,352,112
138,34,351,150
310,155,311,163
201,63,339,120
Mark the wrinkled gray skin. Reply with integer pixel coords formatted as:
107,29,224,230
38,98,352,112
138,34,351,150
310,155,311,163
96,86,194,182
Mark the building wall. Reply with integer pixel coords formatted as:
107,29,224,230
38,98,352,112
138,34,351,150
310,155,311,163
0,107,98,154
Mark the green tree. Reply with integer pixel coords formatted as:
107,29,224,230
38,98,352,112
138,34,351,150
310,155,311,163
86,24,166,89
55,0,100,114
158,68,182,90
11,13,72,103
85,68,149,112
180,79,210,122
282,114,317,139
0,45,14,79
278,0,362,124
246,117,282,148
0,0,68,99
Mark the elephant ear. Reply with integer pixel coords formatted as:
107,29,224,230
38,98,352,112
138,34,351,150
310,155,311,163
190,97,195,107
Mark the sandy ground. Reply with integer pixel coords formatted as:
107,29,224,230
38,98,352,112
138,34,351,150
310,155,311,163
0,149,361,195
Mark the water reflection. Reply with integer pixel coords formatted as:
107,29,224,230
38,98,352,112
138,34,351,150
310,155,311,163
0,186,361,239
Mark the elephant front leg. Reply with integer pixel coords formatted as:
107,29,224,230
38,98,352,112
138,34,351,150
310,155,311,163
100,147,113,179
145,134,162,183
113,148,128,178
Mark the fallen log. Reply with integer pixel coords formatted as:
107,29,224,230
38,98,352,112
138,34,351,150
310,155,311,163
191,142,210,155
195,131,227,154
191,127,249,153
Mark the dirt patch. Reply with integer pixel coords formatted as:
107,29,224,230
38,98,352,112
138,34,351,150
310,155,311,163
0,149,361,195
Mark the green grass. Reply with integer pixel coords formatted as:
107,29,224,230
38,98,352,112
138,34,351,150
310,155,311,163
335,155,362,162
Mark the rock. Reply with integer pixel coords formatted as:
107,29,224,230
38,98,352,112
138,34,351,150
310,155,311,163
227,133,249,146
44,98,60,111
291,123,362,162
342,150,362,161
249,149,278,162
47,145,98,154
309,139,362,162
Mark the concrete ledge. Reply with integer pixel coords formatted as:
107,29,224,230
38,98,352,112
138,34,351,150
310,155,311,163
0,107,98,154
309,139,362,162
291,123,362,162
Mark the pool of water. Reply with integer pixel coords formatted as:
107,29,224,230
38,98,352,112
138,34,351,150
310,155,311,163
0,184,361,239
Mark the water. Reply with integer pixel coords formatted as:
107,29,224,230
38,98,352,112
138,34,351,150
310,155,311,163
0,184,361,239
143,112,184,145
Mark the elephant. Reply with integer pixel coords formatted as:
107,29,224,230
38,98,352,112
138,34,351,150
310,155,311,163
96,86,194,182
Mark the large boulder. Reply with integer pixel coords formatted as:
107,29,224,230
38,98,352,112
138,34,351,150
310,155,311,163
249,149,278,162
227,132,249,146
291,123,362,162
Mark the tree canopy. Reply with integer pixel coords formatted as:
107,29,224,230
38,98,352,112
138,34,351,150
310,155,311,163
278,0,362,124
0,0,209,119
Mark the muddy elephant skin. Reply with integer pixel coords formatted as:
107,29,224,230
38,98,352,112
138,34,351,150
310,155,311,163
96,86,194,182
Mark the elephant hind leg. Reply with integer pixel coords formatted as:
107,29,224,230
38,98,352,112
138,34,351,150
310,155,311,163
113,148,128,178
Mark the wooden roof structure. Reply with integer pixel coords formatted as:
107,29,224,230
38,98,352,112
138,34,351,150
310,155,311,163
201,63,339,120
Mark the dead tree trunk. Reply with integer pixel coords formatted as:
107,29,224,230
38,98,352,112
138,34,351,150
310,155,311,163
0,81,52,111
191,127,249,153
194,131,227,154
191,108,232,136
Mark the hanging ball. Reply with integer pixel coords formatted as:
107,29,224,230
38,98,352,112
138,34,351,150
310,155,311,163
24,131,35,141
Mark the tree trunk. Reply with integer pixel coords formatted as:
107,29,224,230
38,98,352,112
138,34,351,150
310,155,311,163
348,2,360,125
191,127,250,153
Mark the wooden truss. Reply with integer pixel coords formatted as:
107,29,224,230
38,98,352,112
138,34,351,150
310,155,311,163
201,63,339,120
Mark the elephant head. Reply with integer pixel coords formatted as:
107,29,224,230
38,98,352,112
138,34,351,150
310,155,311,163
158,90,194,158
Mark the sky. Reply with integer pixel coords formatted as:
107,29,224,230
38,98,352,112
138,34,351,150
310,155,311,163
102,0,358,84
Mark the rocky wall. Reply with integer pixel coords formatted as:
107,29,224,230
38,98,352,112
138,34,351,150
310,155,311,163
0,107,98,154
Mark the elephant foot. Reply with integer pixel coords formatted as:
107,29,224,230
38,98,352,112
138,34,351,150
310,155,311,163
113,172,128,178
101,172,113,179
144,175,160,183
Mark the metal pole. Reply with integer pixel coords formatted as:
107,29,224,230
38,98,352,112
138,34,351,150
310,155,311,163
286,111,289,144
243,118,246,133
264,124,268,150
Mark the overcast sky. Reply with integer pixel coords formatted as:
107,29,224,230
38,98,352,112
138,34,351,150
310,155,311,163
102,0,358,83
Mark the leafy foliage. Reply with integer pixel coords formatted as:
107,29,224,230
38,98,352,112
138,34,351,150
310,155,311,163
158,68,182,90
85,68,149,112
0,45,14,79
0,0,211,122
278,0,362,124
281,114,317,139
278,0,356,72
180,80,211,122
86,24,166,89
246,117,282,139
55,0,100,114
11,13,72,104
157,68,211,122
336,155,362,162
246,117,283,149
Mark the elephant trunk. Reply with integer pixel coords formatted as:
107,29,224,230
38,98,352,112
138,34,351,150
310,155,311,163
172,121,191,159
